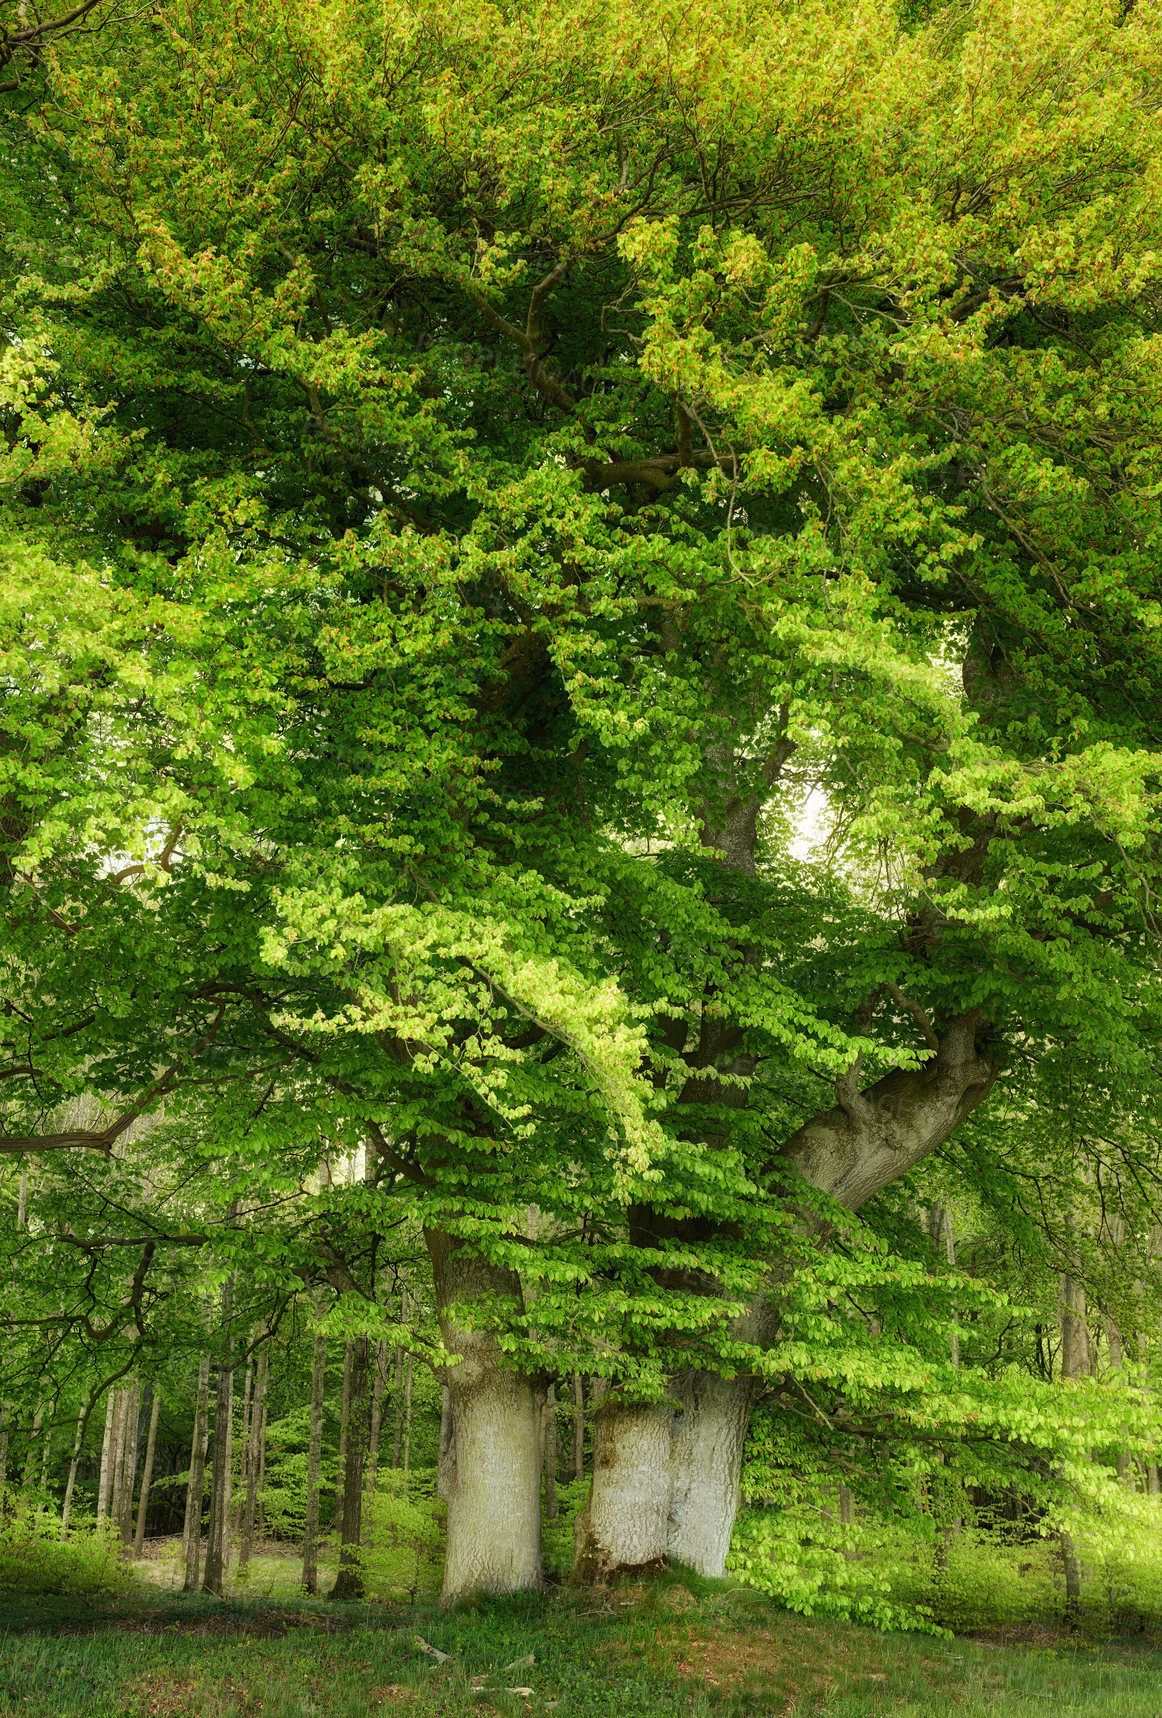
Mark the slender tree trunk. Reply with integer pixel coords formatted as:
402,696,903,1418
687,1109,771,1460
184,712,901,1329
391,1287,407,1473
330,1336,370,1601
1061,1273,1090,1382
20,1403,43,1496
402,1352,414,1486
0,1402,10,1506
118,1382,141,1548
202,1266,238,1597
60,1417,85,1539
257,1402,268,1534
543,1384,559,1523
366,1339,387,1493
183,1355,211,1589
96,1391,116,1529
232,1363,254,1537
573,1401,673,1580
1059,1272,1085,1617
133,1390,162,1557
107,1392,126,1527
239,1350,268,1573
572,1375,584,1482
332,1343,353,1530
427,1229,543,1601
302,1331,327,1596
1104,1314,1134,1485
202,1352,236,1596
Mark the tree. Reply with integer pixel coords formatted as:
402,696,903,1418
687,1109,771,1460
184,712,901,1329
3,0,1162,1601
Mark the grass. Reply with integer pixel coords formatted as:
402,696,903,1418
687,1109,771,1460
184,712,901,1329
2,1573,1162,1717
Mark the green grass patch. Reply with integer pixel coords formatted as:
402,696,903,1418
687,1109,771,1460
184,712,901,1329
1,1578,1161,1717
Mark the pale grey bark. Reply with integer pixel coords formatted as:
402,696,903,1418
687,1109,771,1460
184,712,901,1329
95,1390,116,1528
182,1355,211,1589
239,1349,268,1572
133,1390,161,1556
574,1401,672,1580
780,1015,996,1214
668,1372,760,1576
427,1229,543,1600
118,1382,141,1547
60,1417,85,1539
106,1392,126,1527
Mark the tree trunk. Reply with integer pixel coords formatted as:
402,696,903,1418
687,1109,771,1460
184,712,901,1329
239,1350,268,1573
543,1383,559,1523
572,1375,584,1481
1060,1273,1090,1382
202,1355,235,1595
133,1390,162,1557
330,1336,369,1601
257,1402,267,1536
427,1229,543,1601
118,1382,141,1549
332,1342,353,1530
60,1418,85,1540
610,1017,998,1591
1058,1270,1086,1617
232,1363,254,1538
96,1391,116,1528
107,1393,126,1527
667,1373,759,1577
402,1352,414,1485
0,1402,10,1505
20,1402,43,1499
302,1330,327,1596
182,1356,211,1589
366,1339,387,1493
573,1401,673,1581
391,1285,408,1471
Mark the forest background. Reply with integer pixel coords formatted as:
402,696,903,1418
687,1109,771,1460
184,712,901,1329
2,0,1162,1650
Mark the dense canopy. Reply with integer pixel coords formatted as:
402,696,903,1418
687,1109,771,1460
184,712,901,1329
2,0,1162,1608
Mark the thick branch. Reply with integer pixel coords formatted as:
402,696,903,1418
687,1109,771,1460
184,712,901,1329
780,1012,997,1211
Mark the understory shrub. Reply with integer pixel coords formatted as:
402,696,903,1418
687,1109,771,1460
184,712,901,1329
730,1497,1162,1635
361,1469,444,1599
0,1511,133,1596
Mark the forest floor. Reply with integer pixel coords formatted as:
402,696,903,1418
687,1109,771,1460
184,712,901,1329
2,1574,1161,1718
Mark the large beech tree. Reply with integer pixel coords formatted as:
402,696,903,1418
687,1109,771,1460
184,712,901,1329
4,0,1162,1599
